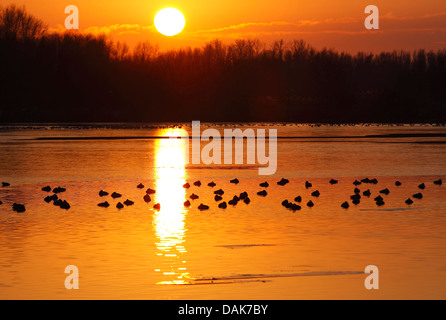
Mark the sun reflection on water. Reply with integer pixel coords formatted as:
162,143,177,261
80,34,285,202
153,128,190,284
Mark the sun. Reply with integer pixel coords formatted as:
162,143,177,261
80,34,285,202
154,8,185,37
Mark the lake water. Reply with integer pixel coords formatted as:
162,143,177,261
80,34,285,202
0,123,445,299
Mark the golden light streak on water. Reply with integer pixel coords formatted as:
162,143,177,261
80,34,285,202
153,128,191,285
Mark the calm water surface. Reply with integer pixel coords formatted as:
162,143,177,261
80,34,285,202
0,123,445,299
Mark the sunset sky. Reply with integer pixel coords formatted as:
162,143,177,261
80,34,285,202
2,0,446,52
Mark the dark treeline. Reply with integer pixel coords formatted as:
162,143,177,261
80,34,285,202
1,5,446,123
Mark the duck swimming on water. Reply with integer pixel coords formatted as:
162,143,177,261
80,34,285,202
218,201,227,209
12,203,26,212
277,178,289,186
99,190,109,197
190,193,199,200
198,203,209,211
194,181,202,187
214,189,224,196
143,194,151,203
111,192,122,199
98,201,110,208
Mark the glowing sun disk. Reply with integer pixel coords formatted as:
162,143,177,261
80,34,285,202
154,8,185,36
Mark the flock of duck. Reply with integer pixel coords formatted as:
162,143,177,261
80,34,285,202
1,176,443,213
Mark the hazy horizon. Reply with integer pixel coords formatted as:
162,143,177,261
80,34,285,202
2,0,446,52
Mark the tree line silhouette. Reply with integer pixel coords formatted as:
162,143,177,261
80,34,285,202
1,5,445,123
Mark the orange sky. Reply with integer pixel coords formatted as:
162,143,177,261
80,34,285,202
2,0,446,52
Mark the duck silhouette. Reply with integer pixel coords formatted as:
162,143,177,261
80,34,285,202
413,193,423,199
184,200,191,207
2,182,10,187
351,194,361,201
379,188,390,195
305,181,312,189
376,199,385,206
434,179,442,185
230,178,239,184
53,187,66,194
143,194,151,203
354,188,360,194
257,190,267,197
198,203,209,211
153,203,161,211
190,193,199,200
374,195,383,202
243,197,251,204
282,200,289,207
41,186,52,192
307,200,314,208
137,183,145,189
44,194,58,203
341,201,349,209
218,201,227,209
311,190,320,197
183,183,191,189
214,189,224,196
395,181,402,186
53,199,63,207
239,192,248,200
228,199,238,206
98,201,110,208
418,183,425,190
123,199,134,206
12,203,26,212
260,182,269,188
294,196,302,203
116,202,124,209
363,189,371,197
277,178,289,186
146,188,156,194
214,195,223,202
353,180,361,186
208,181,216,187
405,198,413,205
329,179,338,185
194,181,202,187
291,204,301,211
59,200,70,210
99,190,109,197
111,192,122,199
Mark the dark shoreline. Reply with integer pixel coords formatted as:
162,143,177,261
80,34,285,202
27,133,446,141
